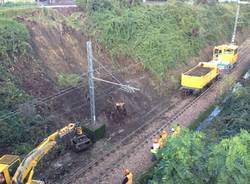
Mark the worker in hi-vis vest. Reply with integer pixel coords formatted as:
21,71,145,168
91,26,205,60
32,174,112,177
122,169,133,184
172,124,181,137
150,138,160,161
159,130,168,148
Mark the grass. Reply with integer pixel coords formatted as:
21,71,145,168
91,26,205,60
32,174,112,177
76,1,250,80
0,6,40,154
138,165,156,184
188,104,216,130
0,17,30,60
57,73,82,88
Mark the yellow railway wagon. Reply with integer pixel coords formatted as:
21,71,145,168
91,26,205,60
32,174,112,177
181,62,219,94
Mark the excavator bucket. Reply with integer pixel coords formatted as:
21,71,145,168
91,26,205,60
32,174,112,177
71,135,92,152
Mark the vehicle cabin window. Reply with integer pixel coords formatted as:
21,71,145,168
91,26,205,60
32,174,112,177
234,49,238,55
224,49,233,54
214,49,221,56
8,160,20,177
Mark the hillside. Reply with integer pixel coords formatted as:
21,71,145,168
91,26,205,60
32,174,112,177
77,1,250,80
0,1,250,183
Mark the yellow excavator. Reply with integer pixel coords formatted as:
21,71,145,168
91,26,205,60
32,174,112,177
0,123,91,184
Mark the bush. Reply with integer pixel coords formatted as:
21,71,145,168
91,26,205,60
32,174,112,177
76,2,250,79
0,15,38,155
57,73,82,88
207,87,250,138
149,129,250,184
0,18,30,61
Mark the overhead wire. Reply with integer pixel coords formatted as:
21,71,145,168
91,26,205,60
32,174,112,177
0,55,144,122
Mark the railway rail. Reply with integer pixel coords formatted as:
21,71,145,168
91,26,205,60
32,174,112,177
60,84,212,184
62,94,193,183
60,41,250,184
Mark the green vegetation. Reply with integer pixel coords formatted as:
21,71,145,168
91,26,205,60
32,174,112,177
206,86,250,139
0,16,30,109
153,129,207,184
1,1,36,8
188,103,216,130
0,18,30,60
77,1,250,79
0,7,41,154
57,73,82,88
148,129,250,184
144,86,250,184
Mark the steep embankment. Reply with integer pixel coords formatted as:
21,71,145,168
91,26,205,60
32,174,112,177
77,1,250,89
1,2,250,182
0,7,159,156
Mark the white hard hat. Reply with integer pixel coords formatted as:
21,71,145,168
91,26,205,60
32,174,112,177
171,128,175,132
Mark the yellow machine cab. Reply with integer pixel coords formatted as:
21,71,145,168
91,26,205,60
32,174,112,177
0,155,21,184
213,44,239,65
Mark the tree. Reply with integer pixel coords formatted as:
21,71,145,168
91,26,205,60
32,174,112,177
150,129,208,184
208,130,250,184
148,129,250,184
210,87,250,138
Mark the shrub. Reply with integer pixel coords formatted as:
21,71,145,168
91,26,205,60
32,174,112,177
57,73,82,88
0,18,30,61
76,2,250,79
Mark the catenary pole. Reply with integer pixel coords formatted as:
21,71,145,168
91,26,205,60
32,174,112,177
87,41,96,124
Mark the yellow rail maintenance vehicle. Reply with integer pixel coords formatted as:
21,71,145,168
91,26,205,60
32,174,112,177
0,123,91,184
212,44,239,70
181,62,220,95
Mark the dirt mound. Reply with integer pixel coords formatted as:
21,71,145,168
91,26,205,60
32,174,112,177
26,21,88,79
188,66,211,76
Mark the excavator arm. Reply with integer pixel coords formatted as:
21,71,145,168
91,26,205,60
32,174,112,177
11,123,89,184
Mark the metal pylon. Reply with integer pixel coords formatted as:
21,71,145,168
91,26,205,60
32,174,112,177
231,4,240,44
87,41,96,124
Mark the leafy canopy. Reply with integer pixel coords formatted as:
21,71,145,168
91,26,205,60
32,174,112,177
149,129,250,184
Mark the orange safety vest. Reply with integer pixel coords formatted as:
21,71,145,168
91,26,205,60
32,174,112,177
126,172,133,184
173,126,181,137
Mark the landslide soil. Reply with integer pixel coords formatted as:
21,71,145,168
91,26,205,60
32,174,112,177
8,8,250,184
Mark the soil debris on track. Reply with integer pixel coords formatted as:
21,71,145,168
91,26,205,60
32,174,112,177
61,39,250,184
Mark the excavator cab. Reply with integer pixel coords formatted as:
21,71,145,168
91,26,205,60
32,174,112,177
0,123,92,184
71,134,92,152
70,124,92,152
0,155,21,184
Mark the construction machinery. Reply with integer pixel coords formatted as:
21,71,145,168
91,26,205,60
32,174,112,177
181,62,220,95
0,123,91,184
211,44,239,71
210,2,241,71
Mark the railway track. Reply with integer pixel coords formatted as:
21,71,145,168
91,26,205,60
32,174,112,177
62,86,215,183
65,89,211,183
62,93,193,183
61,42,250,184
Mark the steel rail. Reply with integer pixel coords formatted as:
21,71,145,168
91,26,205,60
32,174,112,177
62,43,250,184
